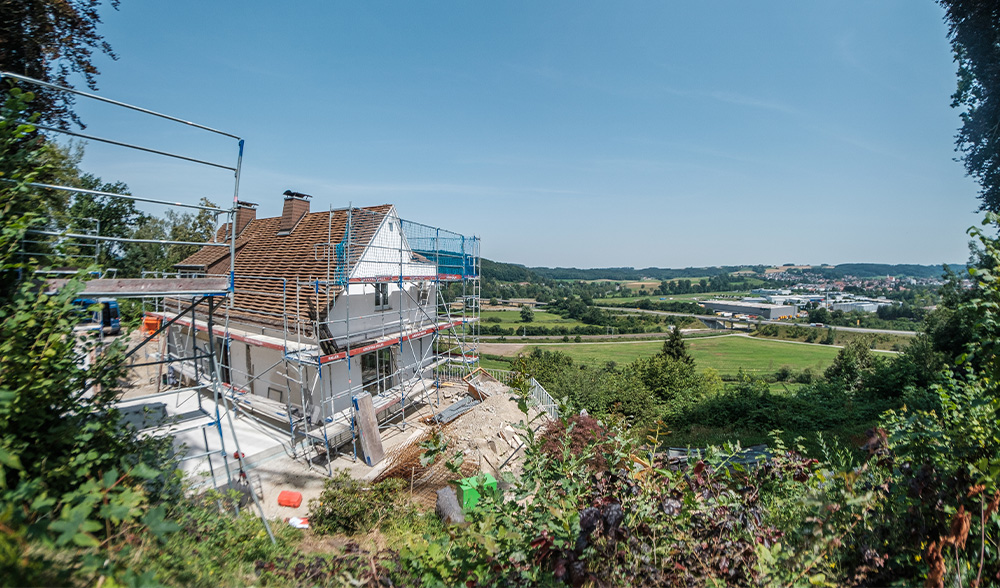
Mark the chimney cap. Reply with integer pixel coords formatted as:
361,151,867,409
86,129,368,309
237,200,258,209
283,190,312,200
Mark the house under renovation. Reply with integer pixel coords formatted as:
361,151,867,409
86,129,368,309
148,193,480,465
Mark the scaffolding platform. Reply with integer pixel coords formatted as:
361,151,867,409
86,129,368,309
48,277,231,298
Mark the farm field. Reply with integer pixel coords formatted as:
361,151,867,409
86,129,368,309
488,334,883,377
479,309,589,329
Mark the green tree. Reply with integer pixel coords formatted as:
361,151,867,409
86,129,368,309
0,0,120,128
823,335,883,393
661,326,694,365
939,0,1000,212
632,352,702,404
67,174,145,270
519,304,534,323
808,307,830,324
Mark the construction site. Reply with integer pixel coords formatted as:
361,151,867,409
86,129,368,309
8,71,559,523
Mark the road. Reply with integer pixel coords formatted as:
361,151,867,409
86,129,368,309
597,305,919,337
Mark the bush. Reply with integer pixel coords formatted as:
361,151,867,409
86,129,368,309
537,414,614,471
309,471,413,536
775,365,793,382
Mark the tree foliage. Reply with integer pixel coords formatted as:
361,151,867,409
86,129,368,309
939,0,1000,212
0,0,119,128
660,326,693,365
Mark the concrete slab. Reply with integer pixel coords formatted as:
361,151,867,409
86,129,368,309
117,388,293,486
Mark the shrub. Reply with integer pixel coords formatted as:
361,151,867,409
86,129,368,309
537,414,614,471
775,365,793,382
309,471,413,536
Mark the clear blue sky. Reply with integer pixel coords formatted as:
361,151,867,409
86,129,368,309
62,1,980,268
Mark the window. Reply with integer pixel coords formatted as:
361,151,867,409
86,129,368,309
361,348,394,394
375,283,390,310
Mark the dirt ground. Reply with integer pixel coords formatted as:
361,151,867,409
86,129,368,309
253,386,541,524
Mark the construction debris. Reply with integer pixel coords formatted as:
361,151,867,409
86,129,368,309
375,389,543,508
429,395,480,424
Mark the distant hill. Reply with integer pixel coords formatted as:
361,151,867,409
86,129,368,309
482,260,960,282
480,259,540,282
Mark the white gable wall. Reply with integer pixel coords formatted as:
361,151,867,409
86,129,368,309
349,208,436,281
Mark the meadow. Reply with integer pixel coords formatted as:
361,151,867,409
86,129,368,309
479,308,586,328
487,334,887,378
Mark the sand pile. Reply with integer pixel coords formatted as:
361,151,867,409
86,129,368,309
375,389,545,507
445,392,538,473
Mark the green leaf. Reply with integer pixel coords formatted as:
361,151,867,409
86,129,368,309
0,446,22,470
131,462,160,480
49,504,100,547
72,532,101,548
102,468,119,489
142,505,180,541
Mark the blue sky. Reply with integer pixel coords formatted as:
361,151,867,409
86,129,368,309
61,1,980,268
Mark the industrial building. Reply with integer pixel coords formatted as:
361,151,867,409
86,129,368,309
702,300,798,320
831,301,889,313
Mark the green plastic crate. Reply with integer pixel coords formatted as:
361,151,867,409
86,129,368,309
455,473,498,511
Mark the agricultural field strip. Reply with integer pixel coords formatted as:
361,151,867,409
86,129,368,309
486,334,894,374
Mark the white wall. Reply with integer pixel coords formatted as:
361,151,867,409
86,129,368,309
350,208,437,281
322,281,438,346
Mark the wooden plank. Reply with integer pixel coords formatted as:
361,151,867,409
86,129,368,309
352,393,385,467
47,277,230,297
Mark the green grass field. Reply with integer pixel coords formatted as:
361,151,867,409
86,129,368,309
492,335,880,376
480,309,589,329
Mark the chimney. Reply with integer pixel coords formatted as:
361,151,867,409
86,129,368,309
278,190,311,235
235,200,257,235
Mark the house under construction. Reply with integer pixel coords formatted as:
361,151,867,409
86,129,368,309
148,194,481,468
4,70,481,494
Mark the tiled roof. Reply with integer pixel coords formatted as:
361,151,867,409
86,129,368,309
175,204,394,331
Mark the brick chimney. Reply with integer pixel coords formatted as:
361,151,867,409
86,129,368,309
278,190,311,235
235,200,257,235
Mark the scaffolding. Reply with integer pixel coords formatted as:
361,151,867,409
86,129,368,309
6,72,480,492
2,72,275,538
145,203,481,472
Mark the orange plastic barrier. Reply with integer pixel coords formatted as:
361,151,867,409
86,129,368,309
277,490,303,508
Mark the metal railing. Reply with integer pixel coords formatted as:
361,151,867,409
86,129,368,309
434,363,559,420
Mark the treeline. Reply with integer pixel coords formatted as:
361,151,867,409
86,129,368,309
480,258,539,282
484,259,959,283
811,263,959,279
526,265,767,281
807,306,924,332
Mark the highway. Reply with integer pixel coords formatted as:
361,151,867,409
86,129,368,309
598,305,919,337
